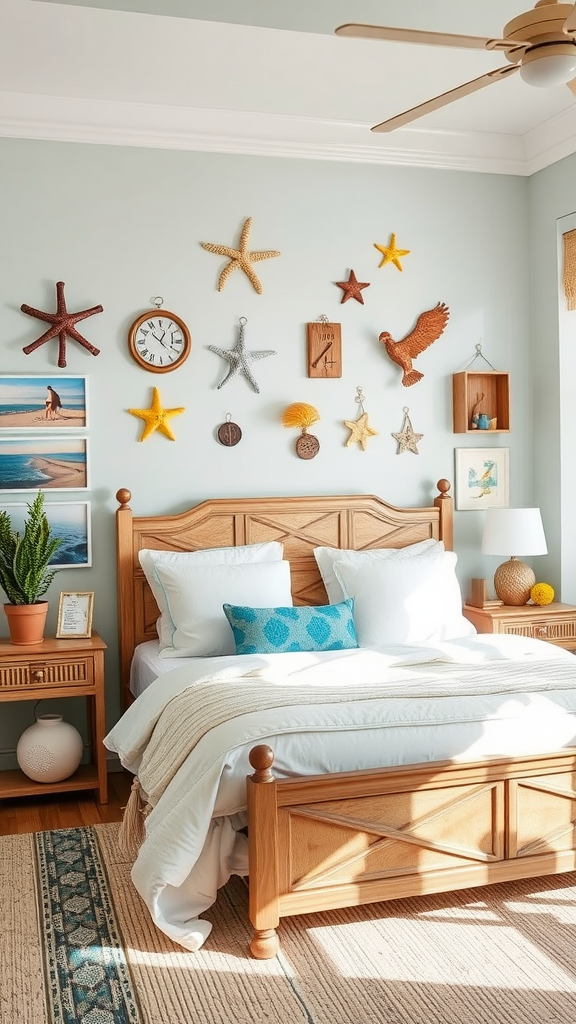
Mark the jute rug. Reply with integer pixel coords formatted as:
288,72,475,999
3,823,576,1024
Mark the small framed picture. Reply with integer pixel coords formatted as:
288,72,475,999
454,447,510,511
56,591,94,638
0,375,89,430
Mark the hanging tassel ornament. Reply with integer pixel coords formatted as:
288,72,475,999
344,386,378,451
118,775,151,859
282,402,320,459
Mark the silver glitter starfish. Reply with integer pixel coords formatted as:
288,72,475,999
208,317,276,393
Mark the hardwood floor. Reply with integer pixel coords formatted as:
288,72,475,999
0,770,133,835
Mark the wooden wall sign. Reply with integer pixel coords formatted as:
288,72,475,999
306,321,342,378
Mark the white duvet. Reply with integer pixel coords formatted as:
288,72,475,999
104,634,576,951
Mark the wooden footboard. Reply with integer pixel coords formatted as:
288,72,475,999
246,744,576,958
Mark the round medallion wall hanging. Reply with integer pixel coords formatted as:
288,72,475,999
217,414,242,447
128,297,191,372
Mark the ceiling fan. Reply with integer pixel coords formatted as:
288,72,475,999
335,0,576,131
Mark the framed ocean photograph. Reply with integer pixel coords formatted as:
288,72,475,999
455,447,510,511
0,437,90,492
0,375,88,430
0,501,92,568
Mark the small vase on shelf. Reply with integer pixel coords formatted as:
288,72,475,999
16,714,83,783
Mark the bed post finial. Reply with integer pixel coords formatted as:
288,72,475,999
434,479,453,551
436,479,451,500
116,488,131,509
249,744,275,783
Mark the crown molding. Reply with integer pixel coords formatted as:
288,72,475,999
0,90,573,176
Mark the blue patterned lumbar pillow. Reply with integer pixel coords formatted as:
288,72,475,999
223,599,358,655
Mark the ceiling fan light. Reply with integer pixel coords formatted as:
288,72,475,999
520,44,576,86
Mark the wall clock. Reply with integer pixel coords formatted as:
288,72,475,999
128,298,191,373
306,320,342,378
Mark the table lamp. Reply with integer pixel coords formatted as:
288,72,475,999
481,507,547,606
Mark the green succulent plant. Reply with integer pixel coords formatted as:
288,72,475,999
0,492,62,604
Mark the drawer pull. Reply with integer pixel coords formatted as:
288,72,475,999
31,668,46,684
535,626,548,638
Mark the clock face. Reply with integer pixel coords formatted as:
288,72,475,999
128,310,191,372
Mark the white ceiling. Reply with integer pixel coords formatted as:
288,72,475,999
2,0,576,174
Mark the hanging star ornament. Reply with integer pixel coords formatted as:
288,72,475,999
128,387,185,441
344,412,378,451
374,233,411,272
344,387,378,451
21,281,103,368
392,407,423,455
208,317,276,393
201,216,281,294
336,269,370,304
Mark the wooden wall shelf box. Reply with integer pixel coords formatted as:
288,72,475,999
452,371,510,434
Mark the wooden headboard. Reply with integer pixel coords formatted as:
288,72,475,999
115,480,453,707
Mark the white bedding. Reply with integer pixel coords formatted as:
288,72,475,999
105,634,576,952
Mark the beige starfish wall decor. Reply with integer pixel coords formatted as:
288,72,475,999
201,217,280,294
344,387,378,451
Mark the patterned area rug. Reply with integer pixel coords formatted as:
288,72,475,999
3,822,576,1024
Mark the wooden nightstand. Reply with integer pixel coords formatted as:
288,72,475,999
462,602,576,652
0,632,108,804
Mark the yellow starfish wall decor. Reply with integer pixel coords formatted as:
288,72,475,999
201,217,281,294
344,387,378,451
374,233,410,272
128,387,185,441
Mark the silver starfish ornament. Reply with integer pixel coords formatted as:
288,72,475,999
208,317,276,393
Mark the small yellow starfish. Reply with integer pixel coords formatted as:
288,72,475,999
201,217,281,294
128,387,184,442
374,233,411,272
344,412,378,451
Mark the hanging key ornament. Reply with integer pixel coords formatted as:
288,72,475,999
217,413,242,447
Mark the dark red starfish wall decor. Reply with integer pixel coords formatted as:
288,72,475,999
21,281,103,368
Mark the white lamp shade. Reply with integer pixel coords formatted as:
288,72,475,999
482,507,548,557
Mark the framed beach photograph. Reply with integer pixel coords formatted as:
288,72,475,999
455,447,510,511
0,437,90,493
56,591,94,638
0,375,88,430
0,501,91,568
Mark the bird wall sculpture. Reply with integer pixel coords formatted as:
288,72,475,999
379,301,450,386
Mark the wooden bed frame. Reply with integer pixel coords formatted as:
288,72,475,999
115,482,576,959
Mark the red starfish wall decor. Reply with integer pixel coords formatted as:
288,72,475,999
21,281,103,368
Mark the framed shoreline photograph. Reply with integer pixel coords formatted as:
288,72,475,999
455,447,510,511
0,501,91,568
0,375,88,430
56,591,94,638
0,436,90,492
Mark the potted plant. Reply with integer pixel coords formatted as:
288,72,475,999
0,492,62,645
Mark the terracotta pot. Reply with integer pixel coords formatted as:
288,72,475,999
16,714,83,782
4,601,48,645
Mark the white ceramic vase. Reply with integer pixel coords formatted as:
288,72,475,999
16,713,83,783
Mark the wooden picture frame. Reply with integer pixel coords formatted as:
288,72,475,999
56,591,94,638
454,447,510,510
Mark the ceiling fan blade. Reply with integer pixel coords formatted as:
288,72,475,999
335,23,521,52
371,65,519,133
563,4,576,35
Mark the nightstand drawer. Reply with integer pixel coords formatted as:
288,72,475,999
500,618,576,643
0,656,93,692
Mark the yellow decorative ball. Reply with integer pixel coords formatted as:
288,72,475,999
530,582,554,606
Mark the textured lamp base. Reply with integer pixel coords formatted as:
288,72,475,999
493,558,536,606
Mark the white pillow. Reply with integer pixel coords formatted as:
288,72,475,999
314,539,443,604
155,559,293,658
139,542,283,648
333,550,475,646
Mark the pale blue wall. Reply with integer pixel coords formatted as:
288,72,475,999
527,152,576,603
0,137,539,763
